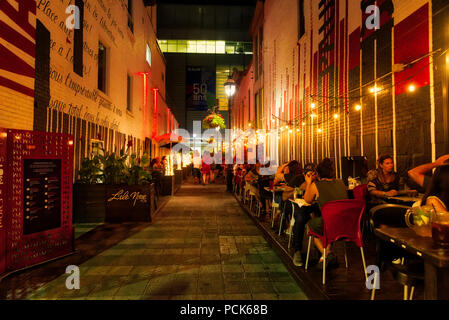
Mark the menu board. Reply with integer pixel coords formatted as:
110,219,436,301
23,159,61,235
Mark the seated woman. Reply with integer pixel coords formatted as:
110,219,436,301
368,154,417,205
244,163,261,202
300,158,348,268
421,164,449,211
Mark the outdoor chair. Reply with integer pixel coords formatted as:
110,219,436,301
305,199,368,285
369,204,424,300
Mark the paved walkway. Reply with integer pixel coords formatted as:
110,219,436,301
23,182,307,300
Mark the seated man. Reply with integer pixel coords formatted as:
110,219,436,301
244,164,261,202
300,159,348,269
408,154,449,192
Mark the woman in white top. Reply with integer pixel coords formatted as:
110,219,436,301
421,164,449,212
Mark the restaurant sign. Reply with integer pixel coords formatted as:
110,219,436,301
105,185,153,223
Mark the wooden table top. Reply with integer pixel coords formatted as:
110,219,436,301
264,187,286,192
386,194,423,204
374,226,449,268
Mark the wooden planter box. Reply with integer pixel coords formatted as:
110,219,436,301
175,170,183,186
74,183,155,223
73,184,106,223
161,175,175,196
105,184,155,223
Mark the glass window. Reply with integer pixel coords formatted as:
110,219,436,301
197,40,206,53
158,40,168,52
206,41,215,54
146,43,151,66
225,43,235,54
216,41,226,54
187,40,196,53
177,40,187,53
167,40,177,52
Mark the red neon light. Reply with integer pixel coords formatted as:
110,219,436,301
152,88,159,138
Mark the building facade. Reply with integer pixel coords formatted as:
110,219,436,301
0,0,178,179
232,0,449,177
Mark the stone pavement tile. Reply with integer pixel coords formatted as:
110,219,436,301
244,272,271,282
114,296,143,300
222,264,244,273
182,248,201,255
108,266,134,276
224,294,252,300
168,279,198,296
196,294,225,300
247,281,277,294
268,272,295,282
152,265,178,277
224,281,250,294
198,279,225,295
85,266,112,275
199,264,222,274
170,295,198,300
114,278,150,298
278,292,308,300
142,295,171,300
145,277,178,296
242,254,263,264
222,272,244,281
243,264,269,273
272,282,303,294
263,263,288,272
87,284,121,298
251,293,279,300
129,266,156,276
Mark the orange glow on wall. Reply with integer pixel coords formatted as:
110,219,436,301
137,72,149,138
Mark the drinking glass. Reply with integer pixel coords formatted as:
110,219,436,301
431,211,449,248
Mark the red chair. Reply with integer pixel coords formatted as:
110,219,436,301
353,184,370,237
353,184,368,201
304,199,368,285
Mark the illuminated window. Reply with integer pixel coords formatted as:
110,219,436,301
167,40,177,52
187,40,196,53
216,41,226,54
207,41,215,54
197,40,206,53
177,40,187,53
146,43,151,66
158,40,167,52
225,43,235,54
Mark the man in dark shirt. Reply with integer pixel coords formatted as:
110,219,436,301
408,154,449,192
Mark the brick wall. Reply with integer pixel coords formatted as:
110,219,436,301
256,0,449,177
0,0,177,178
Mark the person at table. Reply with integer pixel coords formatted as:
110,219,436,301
278,161,306,232
408,154,449,192
421,164,449,212
244,163,262,203
299,158,348,268
367,154,417,205
201,152,212,185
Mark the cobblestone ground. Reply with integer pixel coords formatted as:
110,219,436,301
26,182,308,300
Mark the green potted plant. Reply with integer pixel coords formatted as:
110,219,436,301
74,149,156,223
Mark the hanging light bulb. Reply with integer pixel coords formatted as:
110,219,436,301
333,113,339,119
296,128,300,132
355,104,362,111
311,103,316,109
317,128,322,133
289,129,292,134
408,84,416,92
310,113,317,118
302,122,306,126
